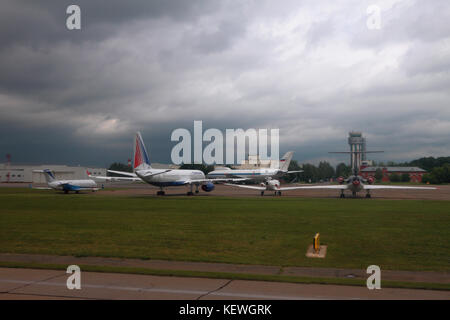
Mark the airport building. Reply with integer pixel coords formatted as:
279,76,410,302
360,166,427,182
0,164,106,183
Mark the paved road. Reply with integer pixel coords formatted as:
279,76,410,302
0,268,448,300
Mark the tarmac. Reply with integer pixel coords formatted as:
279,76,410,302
93,183,449,200
1,253,449,284
1,267,449,300
3,182,448,200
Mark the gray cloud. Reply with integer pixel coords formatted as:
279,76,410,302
0,0,449,167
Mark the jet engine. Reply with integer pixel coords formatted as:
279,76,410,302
338,176,344,184
201,182,215,192
367,177,374,184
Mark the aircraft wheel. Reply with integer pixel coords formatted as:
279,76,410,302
76,191,79,194
261,191,264,196
340,193,345,198
278,191,282,196
187,191,194,196
366,193,371,198
64,190,68,194
195,190,199,194
352,192,357,197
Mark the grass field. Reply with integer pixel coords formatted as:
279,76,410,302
0,188,449,272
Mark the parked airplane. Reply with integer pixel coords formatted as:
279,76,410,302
32,169,99,194
286,150,436,198
207,151,302,182
225,179,312,196
285,175,436,198
108,132,245,196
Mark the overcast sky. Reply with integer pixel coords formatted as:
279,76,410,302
0,0,449,167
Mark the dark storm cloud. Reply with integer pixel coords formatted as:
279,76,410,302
0,0,449,166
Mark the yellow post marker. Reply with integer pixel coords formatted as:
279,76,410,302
313,233,320,253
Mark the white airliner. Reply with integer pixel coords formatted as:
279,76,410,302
32,169,99,194
108,132,245,195
207,151,302,182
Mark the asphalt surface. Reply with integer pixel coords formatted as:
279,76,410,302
1,268,449,300
94,182,449,200
1,253,449,284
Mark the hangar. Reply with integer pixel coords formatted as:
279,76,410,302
0,164,106,183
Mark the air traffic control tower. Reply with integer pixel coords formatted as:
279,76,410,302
348,131,366,173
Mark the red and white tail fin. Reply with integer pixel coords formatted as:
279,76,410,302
133,132,152,171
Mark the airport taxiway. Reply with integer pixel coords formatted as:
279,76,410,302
0,267,449,300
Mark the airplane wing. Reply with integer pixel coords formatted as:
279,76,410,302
286,170,303,174
363,185,437,190
141,170,172,178
107,170,139,177
224,183,266,191
187,178,248,184
279,185,349,191
30,186,52,190
90,175,142,182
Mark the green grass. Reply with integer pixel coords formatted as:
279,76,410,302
0,188,449,272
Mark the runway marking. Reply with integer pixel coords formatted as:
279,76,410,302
0,279,325,300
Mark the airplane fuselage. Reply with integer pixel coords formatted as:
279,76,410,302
135,169,205,186
48,179,97,191
207,168,282,181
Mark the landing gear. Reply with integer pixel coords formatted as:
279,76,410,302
261,191,264,196
365,192,371,198
75,191,79,194
64,190,69,194
156,188,165,196
195,185,199,194
340,191,345,198
277,191,282,196
187,184,194,196
352,191,357,197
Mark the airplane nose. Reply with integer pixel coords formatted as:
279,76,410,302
352,180,360,186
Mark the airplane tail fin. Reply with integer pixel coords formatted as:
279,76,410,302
279,151,294,171
42,169,56,183
133,132,152,171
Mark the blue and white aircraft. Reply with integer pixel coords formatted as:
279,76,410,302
108,132,245,196
33,169,99,194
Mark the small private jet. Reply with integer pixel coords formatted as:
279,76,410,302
225,178,312,196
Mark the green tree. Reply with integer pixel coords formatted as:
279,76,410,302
318,161,335,180
389,173,400,182
430,164,450,184
108,162,132,176
336,162,351,177
301,163,319,182
401,173,411,182
374,168,383,182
